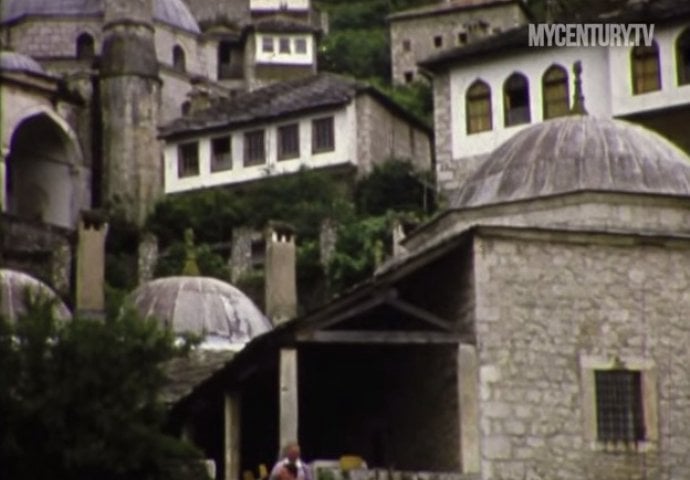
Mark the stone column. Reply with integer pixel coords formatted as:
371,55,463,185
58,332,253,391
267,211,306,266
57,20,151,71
230,226,254,283
457,343,480,473
279,348,299,451
319,218,337,268
265,223,297,325
224,392,241,480
76,211,109,318
137,232,158,284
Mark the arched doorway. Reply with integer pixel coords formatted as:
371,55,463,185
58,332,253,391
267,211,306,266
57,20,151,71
5,113,81,228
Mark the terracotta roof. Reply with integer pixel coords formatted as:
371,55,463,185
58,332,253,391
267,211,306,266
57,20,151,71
420,0,690,71
451,116,690,208
160,73,432,139
388,0,529,22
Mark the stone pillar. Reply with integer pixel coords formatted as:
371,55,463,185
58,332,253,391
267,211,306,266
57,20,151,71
457,343,480,473
391,219,408,258
224,392,241,480
319,218,337,268
279,348,299,451
265,223,297,324
76,211,109,317
230,226,254,283
137,232,158,284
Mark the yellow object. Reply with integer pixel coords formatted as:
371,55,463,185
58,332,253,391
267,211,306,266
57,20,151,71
258,464,269,479
243,470,256,480
339,455,365,471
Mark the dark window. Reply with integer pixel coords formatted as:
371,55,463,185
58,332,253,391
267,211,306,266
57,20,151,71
404,71,414,84
542,65,570,119
312,117,334,153
466,80,492,134
403,39,411,52
211,136,232,172
631,41,661,94
218,41,232,79
278,123,300,160
244,130,265,166
76,33,95,59
295,38,307,54
677,28,690,86
595,370,645,443
279,37,291,54
177,142,199,177
173,45,186,73
434,35,443,48
503,72,531,126
262,37,274,53
458,32,468,45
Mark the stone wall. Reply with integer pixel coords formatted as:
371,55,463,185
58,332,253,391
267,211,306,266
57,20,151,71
390,4,526,85
472,231,690,480
355,93,432,175
8,18,103,60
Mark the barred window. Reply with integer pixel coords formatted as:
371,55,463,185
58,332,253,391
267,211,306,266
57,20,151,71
177,142,199,177
312,117,334,153
466,80,492,134
278,123,300,160
677,28,690,86
595,370,645,443
211,136,232,172
244,130,265,166
631,41,661,94
542,65,569,119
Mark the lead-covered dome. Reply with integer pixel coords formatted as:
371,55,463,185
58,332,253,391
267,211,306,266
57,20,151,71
2,0,200,33
0,50,47,75
0,269,71,322
452,116,690,208
129,276,272,349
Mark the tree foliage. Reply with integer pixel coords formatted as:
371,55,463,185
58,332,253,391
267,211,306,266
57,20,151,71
0,296,207,480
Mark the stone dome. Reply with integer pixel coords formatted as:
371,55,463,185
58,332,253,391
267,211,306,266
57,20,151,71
0,269,71,323
129,276,272,348
452,116,690,208
0,50,47,75
2,0,200,33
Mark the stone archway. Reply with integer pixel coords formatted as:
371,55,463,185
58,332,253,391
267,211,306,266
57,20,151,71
5,113,82,228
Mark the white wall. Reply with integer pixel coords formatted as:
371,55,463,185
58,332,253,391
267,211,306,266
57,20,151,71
449,47,610,159
609,23,690,116
164,106,355,193
250,0,309,11
254,33,314,65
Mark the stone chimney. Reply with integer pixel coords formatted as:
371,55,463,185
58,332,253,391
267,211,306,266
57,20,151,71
265,222,297,325
76,210,109,317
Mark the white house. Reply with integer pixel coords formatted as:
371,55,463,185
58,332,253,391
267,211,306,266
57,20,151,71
159,73,433,194
419,1,690,194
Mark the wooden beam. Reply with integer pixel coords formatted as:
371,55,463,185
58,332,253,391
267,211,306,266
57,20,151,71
297,330,464,344
301,288,398,333
387,298,455,332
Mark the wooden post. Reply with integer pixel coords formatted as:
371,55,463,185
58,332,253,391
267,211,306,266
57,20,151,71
279,348,299,450
225,392,241,480
457,343,480,473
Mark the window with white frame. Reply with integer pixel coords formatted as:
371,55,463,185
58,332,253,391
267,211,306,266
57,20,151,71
279,37,291,54
580,356,658,451
295,38,307,54
211,136,232,172
244,130,265,166
262,36,274,53
177,142,199,177
278,123,300,160
312,117,334,153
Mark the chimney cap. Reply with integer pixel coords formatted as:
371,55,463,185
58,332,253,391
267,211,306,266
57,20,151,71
266,221,296,237
80,209,108,229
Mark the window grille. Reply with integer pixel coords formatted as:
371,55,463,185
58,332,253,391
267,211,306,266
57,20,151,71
466,80,492,134
312,117,334,153
595,369,645,443
278,124,300,160
244,130,265,166
631,42,661,94
542,65,569,119
178,142,199,177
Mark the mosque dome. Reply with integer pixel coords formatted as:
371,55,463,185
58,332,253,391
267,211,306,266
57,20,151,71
0,269,71,322
129,276,272,349
2,0,200,34
452,116,690,208
0,50,47,75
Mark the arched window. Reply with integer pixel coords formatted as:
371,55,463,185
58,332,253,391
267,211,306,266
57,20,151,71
631,41,661,94
677,28,690,86
76,33,95,60
466,80,492,134
503,72,531,127
173,45,186,73
542,65,570,119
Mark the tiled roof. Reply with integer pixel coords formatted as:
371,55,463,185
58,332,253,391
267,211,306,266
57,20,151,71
420,0,690,70
160,73,431,139
254,18,319,33
162,349,237,405
387,0,527,21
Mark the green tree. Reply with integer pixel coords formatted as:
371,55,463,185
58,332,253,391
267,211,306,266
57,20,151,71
0,296,207,480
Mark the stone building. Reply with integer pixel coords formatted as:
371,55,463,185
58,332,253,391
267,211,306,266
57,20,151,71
388,0,529,85
163,108,690,480
419,0,690,196
160,73,433,193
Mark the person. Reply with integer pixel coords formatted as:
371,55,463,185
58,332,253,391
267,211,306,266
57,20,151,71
270,442,311,480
